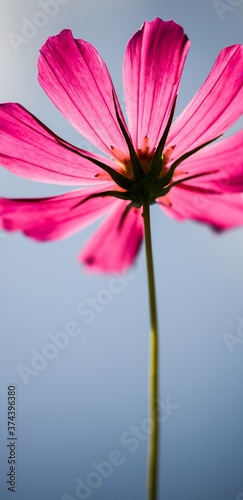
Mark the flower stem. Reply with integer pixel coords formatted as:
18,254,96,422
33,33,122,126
143,198,159,500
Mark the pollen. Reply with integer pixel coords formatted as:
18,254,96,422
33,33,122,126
111,136,156,179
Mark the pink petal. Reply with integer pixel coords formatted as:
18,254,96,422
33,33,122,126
38,30,128,157
172,130,243,193
79,201,144,272
0,183,117,240
0,103,117,185
123,18,190,150
160,186,243,231
167,45,243,158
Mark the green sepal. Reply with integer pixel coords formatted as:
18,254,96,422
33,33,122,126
118,202,135,231
159,169,219,197
73,190,132,209
158,135,222,190
56,138,133,191
112,91,145,181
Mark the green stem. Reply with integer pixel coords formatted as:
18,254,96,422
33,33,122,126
143,198,159,500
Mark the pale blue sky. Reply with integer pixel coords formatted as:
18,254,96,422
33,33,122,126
0,1,243,499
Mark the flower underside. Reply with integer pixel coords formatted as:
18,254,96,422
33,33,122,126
59,93,220,223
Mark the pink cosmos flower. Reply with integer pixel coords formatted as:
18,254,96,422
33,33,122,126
0,18,243,272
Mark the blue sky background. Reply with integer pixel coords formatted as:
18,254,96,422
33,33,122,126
0,0,243,499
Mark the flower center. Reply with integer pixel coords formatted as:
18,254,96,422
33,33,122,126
111,136,155,179
109,137,184,208
71,94,220,215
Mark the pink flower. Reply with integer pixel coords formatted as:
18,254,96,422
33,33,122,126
0,18,243,272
